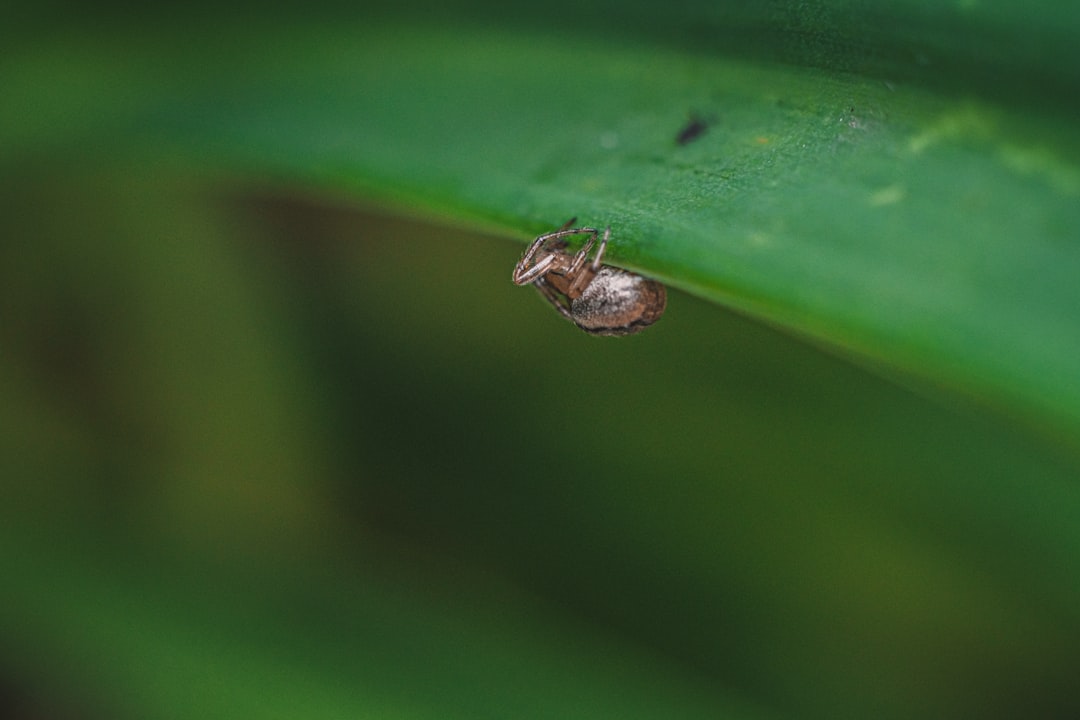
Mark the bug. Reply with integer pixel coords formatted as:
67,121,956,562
511,219,666,336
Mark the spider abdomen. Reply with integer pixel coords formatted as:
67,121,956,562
571,267,667,336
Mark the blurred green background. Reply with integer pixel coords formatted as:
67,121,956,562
4,2,1080,719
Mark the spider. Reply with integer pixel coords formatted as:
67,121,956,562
511,219,666,336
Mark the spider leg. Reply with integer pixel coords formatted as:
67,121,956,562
531,220,592,255
565,230,599,276
513,224,600,285
532,277,575,322
590,226,611,271
512,234,558,284
566,226,611,296
543,227,600,245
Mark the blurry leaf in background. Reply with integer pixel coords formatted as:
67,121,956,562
3,162,1080,719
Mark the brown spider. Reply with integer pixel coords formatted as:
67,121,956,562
512,219,666,336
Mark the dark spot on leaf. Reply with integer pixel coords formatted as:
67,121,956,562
676,115,709,146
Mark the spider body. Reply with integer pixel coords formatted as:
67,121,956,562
512,220,666,336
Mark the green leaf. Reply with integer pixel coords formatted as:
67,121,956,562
9,2,1078,436
3,169,1080,719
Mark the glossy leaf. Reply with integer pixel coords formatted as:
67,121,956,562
8,2,1079,435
